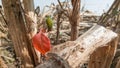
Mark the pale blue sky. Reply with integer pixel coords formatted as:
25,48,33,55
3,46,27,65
34,0,114,15
0,0,114,15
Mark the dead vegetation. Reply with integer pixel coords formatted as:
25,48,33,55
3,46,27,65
0,0,120,68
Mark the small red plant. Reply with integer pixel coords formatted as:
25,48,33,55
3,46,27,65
32,29,51,55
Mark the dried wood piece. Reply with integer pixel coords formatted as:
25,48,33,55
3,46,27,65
52,25,118,68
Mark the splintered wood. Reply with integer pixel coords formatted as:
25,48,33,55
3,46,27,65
52,25,118,68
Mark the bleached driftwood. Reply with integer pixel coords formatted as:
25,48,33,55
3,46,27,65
52,25,118,68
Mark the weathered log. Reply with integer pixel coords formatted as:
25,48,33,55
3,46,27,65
51,25,118,68
36,25,118,68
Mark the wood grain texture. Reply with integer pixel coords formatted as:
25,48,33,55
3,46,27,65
52,25,118,68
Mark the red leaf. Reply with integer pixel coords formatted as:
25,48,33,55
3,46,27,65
32,29,51,55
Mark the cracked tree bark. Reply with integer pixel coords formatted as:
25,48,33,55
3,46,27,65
2,0,38,67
